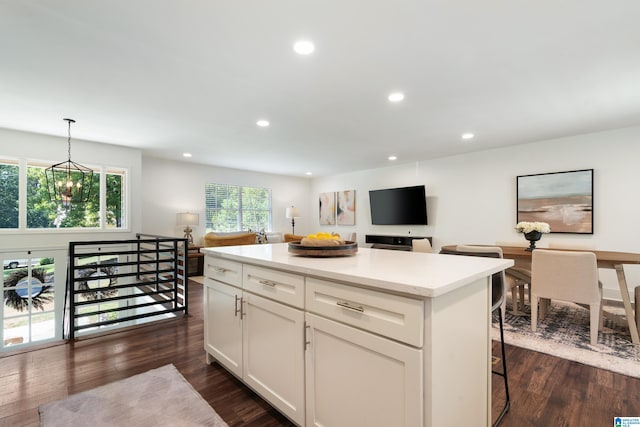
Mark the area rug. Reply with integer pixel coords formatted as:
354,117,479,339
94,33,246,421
492,300,640,379
39,364,228,427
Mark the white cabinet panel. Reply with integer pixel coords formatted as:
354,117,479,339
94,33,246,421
305,313,423,427
204,256,243,287
243,264,305,308
306,277,424,347
204,278,243,377
243,293,305,425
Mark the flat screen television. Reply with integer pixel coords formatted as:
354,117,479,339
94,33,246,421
369,185,428,225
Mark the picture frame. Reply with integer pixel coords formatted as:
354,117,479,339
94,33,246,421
319,192,336,225
517,169,593,234
336,189,356,226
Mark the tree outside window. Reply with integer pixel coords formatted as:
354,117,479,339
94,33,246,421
205,184,271,232
27,165,100,228
0,161,19,229
0,159,126,230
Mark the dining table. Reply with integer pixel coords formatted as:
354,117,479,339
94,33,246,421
441,244,640,344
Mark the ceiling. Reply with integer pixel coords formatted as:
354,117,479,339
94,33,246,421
1,1,640,177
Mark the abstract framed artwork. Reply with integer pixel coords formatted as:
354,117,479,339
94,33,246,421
336,190,356,225
319,192,336,225
517,169,593,234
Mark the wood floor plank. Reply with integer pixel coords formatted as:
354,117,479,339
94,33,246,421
1,280,639,426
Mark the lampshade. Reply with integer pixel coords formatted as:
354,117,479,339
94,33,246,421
285,207,300,219
176,212,199,226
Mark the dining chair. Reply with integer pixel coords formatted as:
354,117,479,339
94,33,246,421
635,286,640,333
531,249,603,345
463,245,530,316
411,238,432,253
439,246,510,426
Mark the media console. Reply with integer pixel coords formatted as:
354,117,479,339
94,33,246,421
365,234,432,251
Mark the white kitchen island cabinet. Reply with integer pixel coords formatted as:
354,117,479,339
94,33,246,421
204,257,306,425
202,244,513,427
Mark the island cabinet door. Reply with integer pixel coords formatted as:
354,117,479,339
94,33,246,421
204,278,243,378
305,313,423,427
243,293,305,426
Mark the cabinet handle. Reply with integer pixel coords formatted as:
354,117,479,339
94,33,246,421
304,323,311,350
258,279,277,287
336,301,365,313
234,295,241,317
213,266,228,273
239,296,245,320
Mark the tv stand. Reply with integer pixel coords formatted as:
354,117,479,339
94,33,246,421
365,234,432,251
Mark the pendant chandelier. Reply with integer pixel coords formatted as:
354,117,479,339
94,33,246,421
44,118,94,209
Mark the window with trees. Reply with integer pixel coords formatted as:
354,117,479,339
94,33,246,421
205,184,271,232
0,160,19,229
0,158,127,230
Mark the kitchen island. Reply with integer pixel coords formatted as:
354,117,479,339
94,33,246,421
201,243,513,427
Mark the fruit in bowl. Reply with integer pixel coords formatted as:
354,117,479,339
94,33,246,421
300,232,345,246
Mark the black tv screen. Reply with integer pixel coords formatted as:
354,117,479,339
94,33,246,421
369,185,428,225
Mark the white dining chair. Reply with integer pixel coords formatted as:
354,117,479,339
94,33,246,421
531,249,603,345
411,238,432,253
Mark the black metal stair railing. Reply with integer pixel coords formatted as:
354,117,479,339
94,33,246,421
66,234,189,340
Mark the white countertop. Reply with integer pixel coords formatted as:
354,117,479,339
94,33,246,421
202,244,513,298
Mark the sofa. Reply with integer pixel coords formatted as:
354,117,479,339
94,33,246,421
204,232,258,247
203,231,284,247
283,233,305,242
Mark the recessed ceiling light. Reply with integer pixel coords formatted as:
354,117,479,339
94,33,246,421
305,172,313,176
388,92,405,103
293,40,315,55
388,155,397,161
183,153,192,158
256,119,270,127
461,133,475,140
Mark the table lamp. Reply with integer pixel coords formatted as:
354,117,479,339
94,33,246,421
285,206,300,235
177,212,199,245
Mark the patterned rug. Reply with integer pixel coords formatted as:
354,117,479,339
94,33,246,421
492,300,640,378
39,364,228,427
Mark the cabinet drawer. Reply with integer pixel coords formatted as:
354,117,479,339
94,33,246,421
243,265,304,308
204,256,243,287
306,278,424,347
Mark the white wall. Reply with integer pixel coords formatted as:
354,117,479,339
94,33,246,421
0,127,142,251
311,126,640,299
140,157,312,244
3,125,640,299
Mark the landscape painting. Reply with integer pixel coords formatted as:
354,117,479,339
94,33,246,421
517,169,593,234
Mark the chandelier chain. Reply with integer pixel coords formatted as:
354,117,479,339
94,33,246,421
64,118,75,161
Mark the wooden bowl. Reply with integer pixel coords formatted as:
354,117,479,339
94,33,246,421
288,241,358,257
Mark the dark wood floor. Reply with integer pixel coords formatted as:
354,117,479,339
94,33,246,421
1,280,639,426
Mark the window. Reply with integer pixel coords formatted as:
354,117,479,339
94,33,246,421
106,168,126,228
205,184,271,232
0,158,127,230
27,162,100,228
1,252,65,349
0,160,19,229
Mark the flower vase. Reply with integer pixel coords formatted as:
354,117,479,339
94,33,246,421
523,230,543,251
